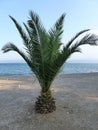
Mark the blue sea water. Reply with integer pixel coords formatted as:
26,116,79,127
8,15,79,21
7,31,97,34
0,63,98,76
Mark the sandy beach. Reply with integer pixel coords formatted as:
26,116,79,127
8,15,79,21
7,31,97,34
0,73,98,130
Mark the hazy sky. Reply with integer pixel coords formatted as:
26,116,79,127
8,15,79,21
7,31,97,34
0,0,98,63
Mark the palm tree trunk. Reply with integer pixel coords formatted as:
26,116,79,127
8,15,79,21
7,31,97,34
35,89,56,114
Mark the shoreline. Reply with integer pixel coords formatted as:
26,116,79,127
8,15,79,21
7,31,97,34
0,71,98,76
0,72,98,82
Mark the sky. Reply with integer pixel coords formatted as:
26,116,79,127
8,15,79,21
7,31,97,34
0,0,98,63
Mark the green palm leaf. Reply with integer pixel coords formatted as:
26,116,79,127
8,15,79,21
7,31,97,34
9,16,30,47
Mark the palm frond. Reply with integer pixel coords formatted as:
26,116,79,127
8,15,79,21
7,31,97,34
28,11,48,58
49,13,65,40
66,29,90,48
47,14,65,63
2,43,30,63
46,32,98,84
29,11,46,33
23,22,32,39
68,33,98,54
2,43,42,76
9,16,29,47
28,11,47,46
54,13,65,35
75,33,98,47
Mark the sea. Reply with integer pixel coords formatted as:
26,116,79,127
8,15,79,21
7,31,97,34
0,63,98,76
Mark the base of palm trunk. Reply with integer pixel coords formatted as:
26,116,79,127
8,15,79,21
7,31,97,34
35,92,56,114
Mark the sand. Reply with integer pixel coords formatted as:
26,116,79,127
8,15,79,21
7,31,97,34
0,73,98,130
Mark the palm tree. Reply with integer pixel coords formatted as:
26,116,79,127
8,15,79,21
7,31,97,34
2,11,98,114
